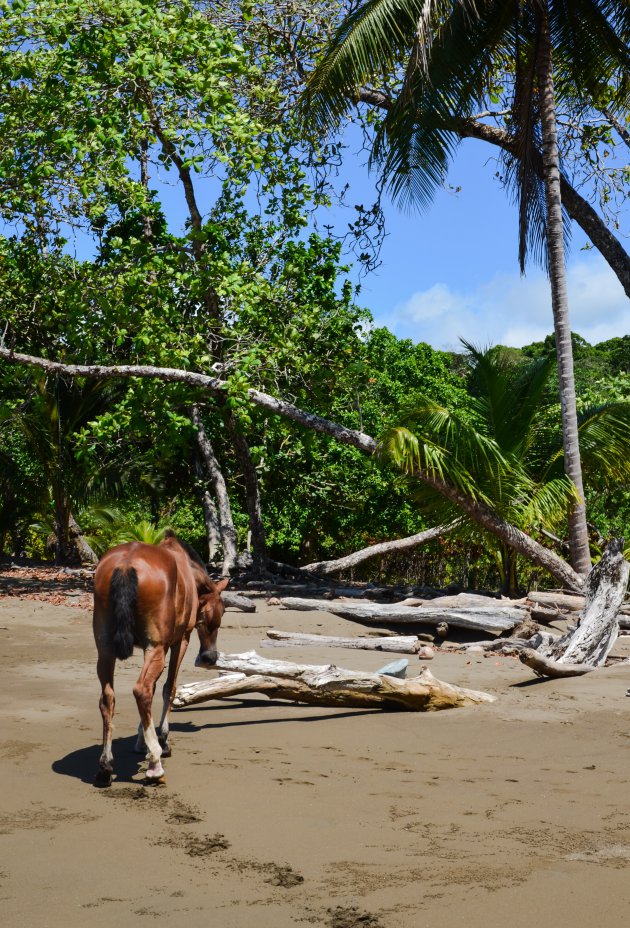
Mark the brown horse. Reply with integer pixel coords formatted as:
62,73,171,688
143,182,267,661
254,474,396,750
93,531,227,787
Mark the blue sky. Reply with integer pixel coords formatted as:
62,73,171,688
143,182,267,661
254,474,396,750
320,133,629,351
61,127,628,354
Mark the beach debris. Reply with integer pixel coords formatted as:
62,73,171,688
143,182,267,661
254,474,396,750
376,658,408,678
262,629,424,654
173,650,496,711
519,539,629,678
278,597,525,635
222,591,256,612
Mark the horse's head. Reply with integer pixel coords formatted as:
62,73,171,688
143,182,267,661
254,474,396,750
194,577,229,668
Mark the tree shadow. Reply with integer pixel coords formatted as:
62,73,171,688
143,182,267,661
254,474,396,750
52,734,141,785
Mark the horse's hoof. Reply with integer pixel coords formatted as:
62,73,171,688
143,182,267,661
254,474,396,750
142,774,166,788
159,744,172,758
94,769,113,788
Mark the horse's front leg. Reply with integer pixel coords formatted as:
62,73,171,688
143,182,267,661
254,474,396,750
95,653,116,787
157,635,191,758
133,645,167,784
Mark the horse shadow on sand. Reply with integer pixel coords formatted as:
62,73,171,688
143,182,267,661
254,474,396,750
53,700,375,784
53,735,141,785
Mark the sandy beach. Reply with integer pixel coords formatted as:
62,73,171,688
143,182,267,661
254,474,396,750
2,589,630,928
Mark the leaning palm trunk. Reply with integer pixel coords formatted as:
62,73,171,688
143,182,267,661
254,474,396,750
536,7,591,576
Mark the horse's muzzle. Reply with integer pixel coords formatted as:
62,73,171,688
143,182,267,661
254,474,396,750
195,647,218,668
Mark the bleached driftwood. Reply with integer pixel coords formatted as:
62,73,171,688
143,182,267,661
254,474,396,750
518,648,597,678
173,651,495,711
526,590,584,612
222,591,256,612
527,589,630,616
262,629,423,654
520,540,630,678
279,597,524,634
397,592,524,610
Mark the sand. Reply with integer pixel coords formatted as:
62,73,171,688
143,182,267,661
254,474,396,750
2,591,630,928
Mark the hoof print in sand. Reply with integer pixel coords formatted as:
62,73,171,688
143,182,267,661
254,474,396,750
184,833,230,857
264,864,304,888
328,906,383,928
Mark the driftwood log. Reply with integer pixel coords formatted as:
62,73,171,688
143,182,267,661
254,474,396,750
527,589,630,616
262,629,424,653
222,591,257,613
517,648,597,678
519,540,630,678
173,651,495,711
279,597,525,635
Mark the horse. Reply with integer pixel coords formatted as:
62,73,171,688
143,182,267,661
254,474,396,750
92,531,228,787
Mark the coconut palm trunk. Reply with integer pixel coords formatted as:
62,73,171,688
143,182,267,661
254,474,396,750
536,6,591,576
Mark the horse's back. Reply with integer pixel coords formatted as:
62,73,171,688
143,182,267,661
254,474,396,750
93,542,183,655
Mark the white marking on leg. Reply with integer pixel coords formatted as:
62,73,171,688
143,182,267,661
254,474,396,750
100,744,113,769
143,721,164,779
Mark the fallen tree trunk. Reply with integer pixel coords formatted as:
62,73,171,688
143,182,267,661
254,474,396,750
0,346,583,592
519,540,629,678
303,522,460,576
173,651,495,711
262,629,423,653
279,597,524,634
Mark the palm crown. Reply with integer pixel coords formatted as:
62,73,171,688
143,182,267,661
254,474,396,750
379,342,630,590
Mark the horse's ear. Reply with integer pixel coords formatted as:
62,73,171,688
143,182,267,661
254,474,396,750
215,577,229,593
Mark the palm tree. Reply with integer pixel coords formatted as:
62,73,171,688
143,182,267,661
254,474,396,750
380,342,630,593
8,375,115,563
300,0,629,576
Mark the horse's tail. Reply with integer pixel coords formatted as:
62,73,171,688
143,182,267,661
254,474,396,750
109,566,138,660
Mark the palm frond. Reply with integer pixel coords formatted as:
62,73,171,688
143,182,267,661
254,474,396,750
511,475,578,529
379,393,520,505
367,0,518,210
577,402,630,482
549,0,630,109
299,0,430,131
462,341,556,459
112,519,172,546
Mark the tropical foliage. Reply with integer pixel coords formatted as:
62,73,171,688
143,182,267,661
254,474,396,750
380,342,630,591
0,1,627,590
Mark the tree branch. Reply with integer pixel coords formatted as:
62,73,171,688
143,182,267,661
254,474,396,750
355,89,630,299
0,346,583,591
455,117,630,300
303,521,461,575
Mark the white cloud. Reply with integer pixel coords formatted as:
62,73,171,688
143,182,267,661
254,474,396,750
380,253,630,350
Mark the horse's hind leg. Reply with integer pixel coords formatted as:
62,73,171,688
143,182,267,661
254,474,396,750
157,636,190,758
133,646,167,783
95,653,116,787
